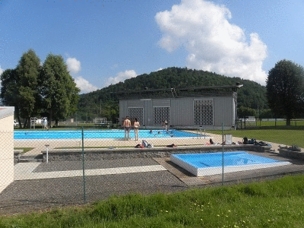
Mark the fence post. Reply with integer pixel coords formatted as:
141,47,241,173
45,144,49,163
221,123,224,185
81,127,86,203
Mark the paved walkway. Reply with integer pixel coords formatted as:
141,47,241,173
2,158,187,216
14,162,166,180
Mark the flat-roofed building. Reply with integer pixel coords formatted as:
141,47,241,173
118,84,242,130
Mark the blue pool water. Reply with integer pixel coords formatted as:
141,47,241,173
14,129,202,140
173,152,279,168
170,151,290,176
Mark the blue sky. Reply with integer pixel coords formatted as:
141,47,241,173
1,0,304,93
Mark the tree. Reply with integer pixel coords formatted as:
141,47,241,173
40,54,80,126
266,60,304,126
237,106,256,118
15,49,41,127
259,109,274,119
0,69,23,126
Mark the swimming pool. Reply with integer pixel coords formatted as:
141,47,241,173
170,151,290,176
14,129,204,140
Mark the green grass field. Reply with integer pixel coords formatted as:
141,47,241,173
217,128,304,148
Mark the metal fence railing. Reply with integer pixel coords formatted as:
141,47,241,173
237,118,304,129
0,124,293,215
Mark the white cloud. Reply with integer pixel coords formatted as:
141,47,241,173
155,0,268,85
105,70,137,87
65,57,98,93
74,76,98,94
66,57,81,74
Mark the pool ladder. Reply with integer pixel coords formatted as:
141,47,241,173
197,127,206,139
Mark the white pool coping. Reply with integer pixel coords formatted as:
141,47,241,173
170,154,291,177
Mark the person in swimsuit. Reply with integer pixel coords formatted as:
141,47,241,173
133,118,140,141
123,116,131,140
164,120,168,131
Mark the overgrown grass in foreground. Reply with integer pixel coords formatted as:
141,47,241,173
1,175,304,227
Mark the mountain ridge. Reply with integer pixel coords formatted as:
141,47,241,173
77,67,267,121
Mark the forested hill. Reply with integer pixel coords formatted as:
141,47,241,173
77,67,267,121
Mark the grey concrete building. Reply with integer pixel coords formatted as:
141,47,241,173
119,85,242,130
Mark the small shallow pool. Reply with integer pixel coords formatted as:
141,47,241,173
14,129,206,140
171,151,290,176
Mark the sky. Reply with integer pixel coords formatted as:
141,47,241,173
1,0,304,94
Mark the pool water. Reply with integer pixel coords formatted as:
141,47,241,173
170,151,290,176
14,129,204,140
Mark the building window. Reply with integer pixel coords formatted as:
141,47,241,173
154,107,169,125
194,99,213,126
128,107,143,124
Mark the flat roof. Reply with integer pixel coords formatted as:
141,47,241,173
115,85,242,100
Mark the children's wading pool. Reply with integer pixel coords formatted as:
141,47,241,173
14,129,207,140
170,151,290,176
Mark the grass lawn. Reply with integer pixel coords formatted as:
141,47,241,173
1,175,304,227
212,128,304,148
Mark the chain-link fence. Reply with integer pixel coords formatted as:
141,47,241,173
0,123,297,215
237,118,304,129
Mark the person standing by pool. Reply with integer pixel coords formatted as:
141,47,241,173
42,117,48,130
123,116,131,140
133,118,140,141
163,120,168,131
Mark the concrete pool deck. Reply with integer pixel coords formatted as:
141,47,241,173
14,132,295,183
13,150,304,184
15,132,282,157
15,134,292,183
13,133,295,183
15,133,215,156
14,162,167,181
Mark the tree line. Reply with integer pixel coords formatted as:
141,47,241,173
1,49,303,127
266,60,304,125
78,64,304,126
0,49,80,128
